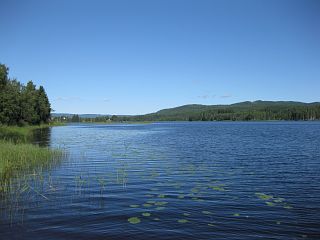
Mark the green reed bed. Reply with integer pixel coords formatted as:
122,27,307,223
0,140,63,185
0,123,64,141
0,126,33,142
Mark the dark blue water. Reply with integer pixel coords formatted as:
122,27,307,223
1,122,320,239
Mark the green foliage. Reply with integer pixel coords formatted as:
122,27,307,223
71,114,80,122
0,64,9,88
0,63,51,125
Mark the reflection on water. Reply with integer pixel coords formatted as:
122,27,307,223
1,122,320,240
31,127,52,147
0,127,51,146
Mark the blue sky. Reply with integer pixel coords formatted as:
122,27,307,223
1,0,319,114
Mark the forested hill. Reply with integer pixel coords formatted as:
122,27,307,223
0,64,51,125
115,101,320,122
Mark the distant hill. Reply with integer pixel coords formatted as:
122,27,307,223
52,101,320,122
156,101,318,115
116,101,320,121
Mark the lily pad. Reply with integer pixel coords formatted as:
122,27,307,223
255,193,273,200
266,202,275,207
273,197,285,203
143,203,152,207
178,219,189,223
233,213,240,217
154,201,168,206
128,217,141,224
191,188,199,193
142,212,151,217
202,211,212,215
211,186,226,191
129,204,139,208
155,207,166,210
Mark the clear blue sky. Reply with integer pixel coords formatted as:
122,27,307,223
1,0,319,115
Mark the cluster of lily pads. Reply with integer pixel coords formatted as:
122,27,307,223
255,192,292,209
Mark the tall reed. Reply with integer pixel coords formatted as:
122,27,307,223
0,125,64,193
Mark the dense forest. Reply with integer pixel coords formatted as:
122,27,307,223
53,101,320,123
0,64,51,125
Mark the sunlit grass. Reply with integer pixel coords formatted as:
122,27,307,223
0,123,64,143
0,140,63,192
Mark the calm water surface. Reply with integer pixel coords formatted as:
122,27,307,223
1,122,320,239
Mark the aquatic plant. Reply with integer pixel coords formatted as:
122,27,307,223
128,217,141,224
266,201,275,207
0,124,63,143
177,219,189,223
255,192,273,200
283,204,293,209
255,192,292,209
154,201,168,206
129,204,139,208
202,211,212,215
155,207,165,211
143,203,152,207
0,140,63,192
210,185,226,191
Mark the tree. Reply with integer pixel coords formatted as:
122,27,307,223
0,63,53,125
71,114,80,122
21,81,40,124
111,115,118,121
0,64,9,123
0,64,8,88
36,86,51,123
0,80,22,125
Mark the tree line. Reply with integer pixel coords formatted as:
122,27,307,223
0,64,51,125
54,101,320,123
124,104,320,122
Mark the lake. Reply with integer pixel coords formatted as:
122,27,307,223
1,122,320,239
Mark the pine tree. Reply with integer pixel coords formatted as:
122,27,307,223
36,86,51,123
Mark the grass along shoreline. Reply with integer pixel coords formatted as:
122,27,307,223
0,123,64,143
0,124,65,192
